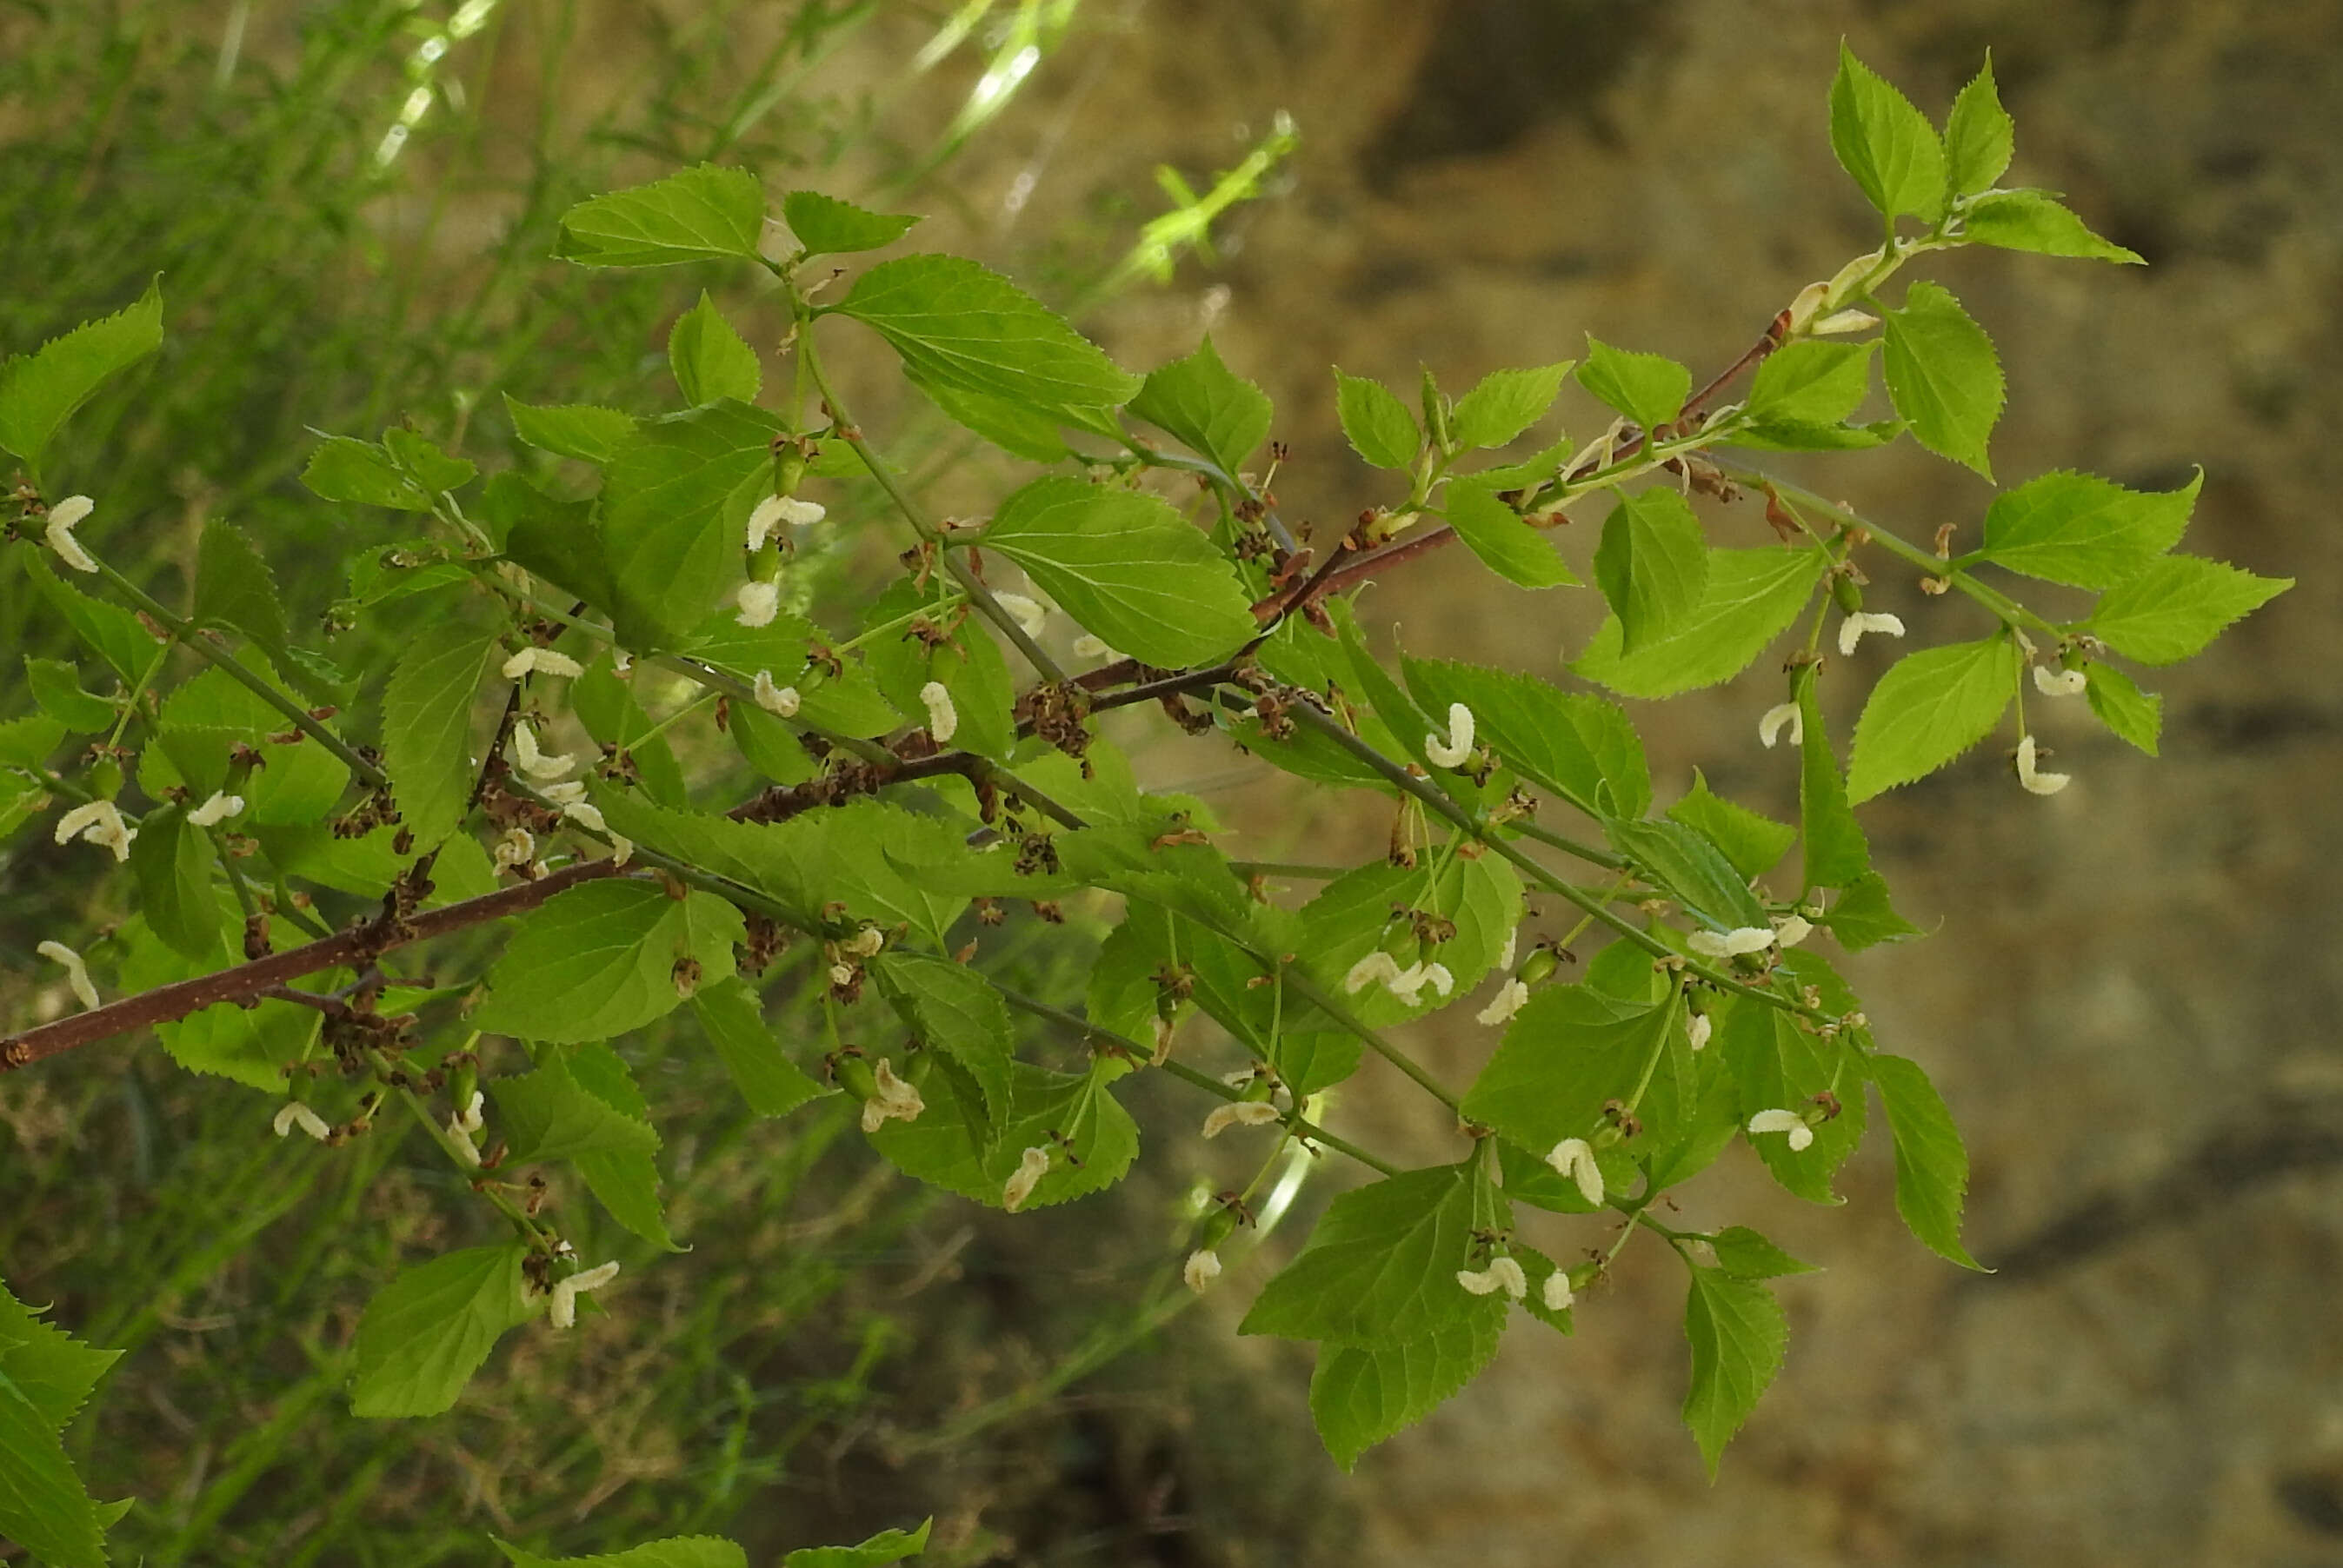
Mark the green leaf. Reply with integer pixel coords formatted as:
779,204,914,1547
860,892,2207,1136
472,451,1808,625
470,880,743,1043
1979,468,2199,588
20,555,160,682
1722,989,1867,1203
1667,770,1794,882
2084,663,2161,755
1743,341,1875,425
571,654,689,808
668,291,762,406
1681,1264,1787,1475
1332,369,1419,469
834,255,1141,411
558,1042,682,1249
903,364,1073,460
1828,43,1946,222
193,522,290,652
1942,53,2014,198
0,1371,108,1568
977,475,1255,668
1594,487,1710,653
1795,668,1868,890
1820,870,1920,951
2087,555,2291,666
556,164,769,269
495,1049,662,1167
1707,1226,1819,1280
600,399,787,648
497,1536,749,1568
689,979,827,1118
781,189,922,256
24,656,115,732
1607,817,1768,933
1128,336,1272,479
1309,1314,1502,1471
1399,658,1648,817
1240,1164,1497,1345
866,1053,996,1201
982,1060,1141,1211
782,1519,934,1568
1574,546,1827,699
1462,988,1686,1179
1870,1053,1986,1270
1438,479,1576,589
504,397,639,465
1961,189,2142,264
128,803,222,960
383,427,476,496
1448,360,1574,450
381,621,498,848
116,896,321,1089
302,435,436,511
0,277,163,480
1881,281,2003,478
1576,337,1690,431
875,953,1014,1113
1727,416,1901,453
0,1286,120,1438
1846,635,2019,802
349,1244,536,1418
1296,852,1521,1028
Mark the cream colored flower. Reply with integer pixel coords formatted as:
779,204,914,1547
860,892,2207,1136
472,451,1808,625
511,722,575,781
185,790,245,827
919,681,957,744
540,780,588,807
860,1060,925,1133
1759,701,1803,749
1183,1248,1222,1294
840,927,885,957
2033,665,2087,697
751,670,800,717
548,1260,619,1329
1072,635,1118,661
1476,979,1530,1027
559,799,608,835
1837,612,1907,657
502,647,584,681
1687,926,1776,960
1772,914,1814,948
1200,1100,1281,1139
1541,1269,1575,1312
2015,734,2071,796
1747,1107,1814,1152
735,580,781,628
746,495,825,553
36,940,99,1012
272,1102,332,1142
1497,927,1518,971
1686,1011,1713,1053
1545,1137,1604,1206
456,1090,485,1136
995,592,1048,640
492,825,536,874
53,800,135,862
1002,1145,1052,1213
1811,309,1880,336
43,495,97,573
1344,952,1401,994
1456,1255,1528,1301
1424,702,1476,768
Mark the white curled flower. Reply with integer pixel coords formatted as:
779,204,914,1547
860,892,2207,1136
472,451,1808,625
608,834,634,867
1071,635,1119,661
1772,914,1814,948
1498,927,1518,971
1759,701,1803,749
1344,952,1401,994
743,495,784,553
560,799,608,835
2033,664,2087,697
1201,1100,1282,1139
1541,1269,1575,1312
1545,1137,1605,1207
53,800,136,862
611,649,634,675
1424,702,1476,768
1386,961,1431,1006
272,1102,332,1142
1002,1145,1051,1213
1811,309,1880,336
549,1260,620,1330
860,1060,925,1133
445,1113,483,1166
919,681,957,744
841,927,885,958
1183,1248,1223,1294
828,962,855,987
492,825,536,874
502,647,584,681
456,1090,485,1136
1423,962,1454,999
995,592,1048,640
43,495,98,573
1475,979,1530,1027
1747,1107,1815,1152
2015,734,2071,796
751,670,801,718
1687,926,1777,960
735,579,781,628
1686,1011,1713,1053
510,723,575,781
1837,612,1907,657
185,790,245,827
36,940,99,1012
1457,1255,1529,1301
539,780,588,807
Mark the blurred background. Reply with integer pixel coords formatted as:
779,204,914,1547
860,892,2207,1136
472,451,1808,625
1,1,2333,1563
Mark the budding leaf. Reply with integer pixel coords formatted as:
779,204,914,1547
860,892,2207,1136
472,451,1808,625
1448,360,1574,450
1942,53,2014,199
1440,479,1577,589
349,1243,536,1418
1961,189,2142,265
1400,656,1650,818
834,255,1142,411
1667,769,1795,882
668,291,762,406
503,397,639,465
780,189,922,256
1574,546,1827,699
1576,337,1690,432
302,435,436,511
1594,487,1711,653
1240,1163,1497,1345
977,475,1255,668
1310,1313,1502,1472
1978,468,2199,589
1881,281,2002,478
471,880,744,1043
1828,43,1947,223
2086,555,2291,666
128,802,223,960
689,979,827,1119
380,620,499,849
556,164,769,269
1128,336,1273,480
1846,635,2019,802
783,1518,935,1568
383,427,476,496
600,399,787,648
0,276,163,482
496,1536,749,1568
1870,1053,1986,1270
1743,341,1876,426
2084,663,2161,755
1333,369,1420,469
1681,1263,1788,1476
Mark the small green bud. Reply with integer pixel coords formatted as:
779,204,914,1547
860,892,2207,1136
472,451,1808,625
1520,946,1560,986
89,757,122,800
1195,1206,1241,1251
829,1052,878,1102
1420,365,1453,454
1831,573,1864,614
